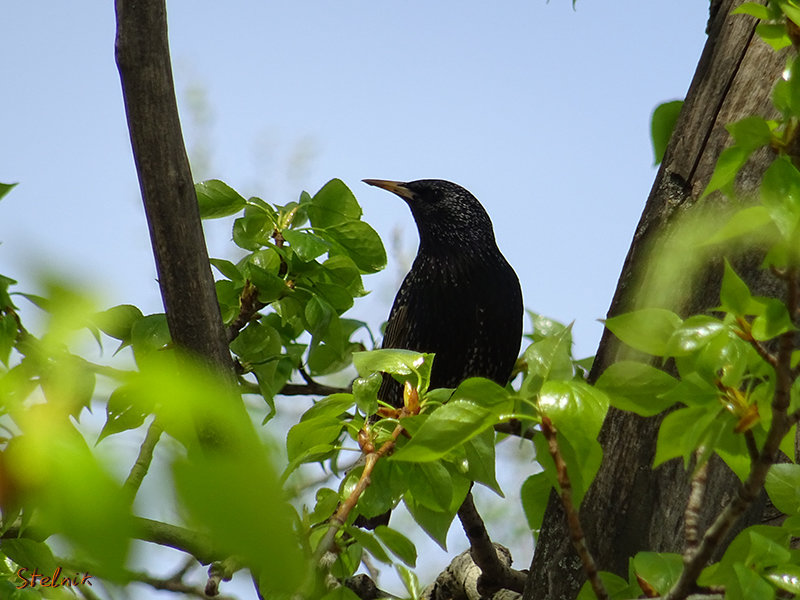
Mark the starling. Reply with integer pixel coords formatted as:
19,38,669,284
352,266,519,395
363,179,523,407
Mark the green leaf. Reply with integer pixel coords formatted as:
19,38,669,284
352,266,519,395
0,539,58,574
732,2,771,20
346,527,392,565
729,563,775,600
353,348,433,394
320,586,361,600
576,571,633,600
195,179,247,219
355,459,405,519
130,313,170,361
702,145,753,198
403,474,470,549
246,264,288,304
305,294,334,337
650,100,683,165
520,471,552,534
766,564,800,594
751,298,795,340
4,420,133,580
209,258,242,282
700,526,790,590
0,313,17,366
406,461,453,511
605,308,682,356
780,0,800,26
97,385,150,443
310,487,340,524
765,464,800,515
353,373,381,416
93,304,143,342
321,220,387,274
0,182,18,202
633,552,683,595
248,248,282,273
286,416,343,463
762,156,800,242
396,564,423,600
527,311,570,341
230,320,281,365
704,205,773,245
665,315,725,356
522,322,574,395
720,260,753,315
308,179,362,227
374,525,417,567
282,229,330,262
654,406,723,468
538,380,608,502
595,360,678,416
301,393,355,422
233,211,271,251
392,378,511,462
175,450,306,595
463,427,501,494
727,116,772,151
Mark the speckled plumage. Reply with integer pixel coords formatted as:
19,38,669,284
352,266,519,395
364,179,523,407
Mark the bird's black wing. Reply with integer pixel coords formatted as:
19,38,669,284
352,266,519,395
378,252,521,407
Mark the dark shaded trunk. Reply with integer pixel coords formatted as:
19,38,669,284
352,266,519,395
525,2,786,598
115,0,234,377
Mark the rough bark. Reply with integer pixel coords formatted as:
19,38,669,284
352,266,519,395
115,0,233,375
525,2,786,598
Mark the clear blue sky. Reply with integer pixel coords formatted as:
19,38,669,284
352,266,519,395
1,1,711,597
1,1,710,359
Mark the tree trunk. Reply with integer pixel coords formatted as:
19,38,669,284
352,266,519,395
525,2,786,598
115,0,234,376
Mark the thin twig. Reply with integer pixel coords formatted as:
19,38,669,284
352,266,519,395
227,282,265,342
314,413,408,563
743,430,759,464
280,381,351,396
494,420,538,440
540,415,608,600
122,419,164,504
684,450,709,557
666,270,798,600
132,516,218,565
734,316,778,369
456,491,527,594
238,371,350,397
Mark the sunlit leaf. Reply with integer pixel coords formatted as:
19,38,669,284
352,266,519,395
605,308,682,357
195,179,247,219
651,100,683,165
595,361,677,416
375,525,417,567
633,552,683,595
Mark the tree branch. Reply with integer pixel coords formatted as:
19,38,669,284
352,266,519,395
684,451,709,556
666,271,799,600
314,413,408,562
456,492,527,594
114,0,234,376
279,381,351,397
540,415,607,600
132,516,218,565
122,419,163,504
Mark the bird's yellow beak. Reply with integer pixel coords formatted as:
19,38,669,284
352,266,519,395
362,179,415,201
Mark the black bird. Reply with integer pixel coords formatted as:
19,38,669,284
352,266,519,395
364,179,523,407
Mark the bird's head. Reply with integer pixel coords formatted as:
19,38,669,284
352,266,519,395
363,179,496,252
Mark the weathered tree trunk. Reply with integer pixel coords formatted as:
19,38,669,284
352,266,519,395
115,0,234,376
525,2,786,598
